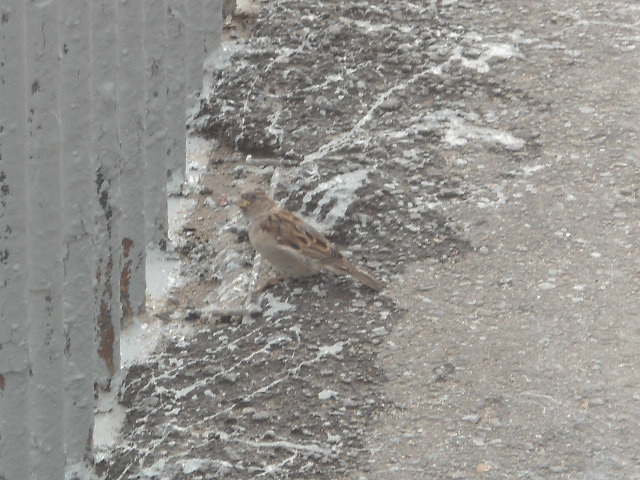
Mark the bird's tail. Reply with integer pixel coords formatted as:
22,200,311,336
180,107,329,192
327,259,384,291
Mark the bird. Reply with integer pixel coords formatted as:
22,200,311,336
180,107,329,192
237,190,384,292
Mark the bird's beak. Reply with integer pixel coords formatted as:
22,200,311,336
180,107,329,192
237,197,250,209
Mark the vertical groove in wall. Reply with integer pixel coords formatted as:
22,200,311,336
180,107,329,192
92,0,122,388
166,0,187,193
143,0,169,251
24,1,66,478
204,0,223,56
60,0,96,467
185,0,206,96
0,2,31,479
116,0,147,322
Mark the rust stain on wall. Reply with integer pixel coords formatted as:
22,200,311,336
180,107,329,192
120,237,134,322
96,251,118,379
97,304,116,376
85,423,94,462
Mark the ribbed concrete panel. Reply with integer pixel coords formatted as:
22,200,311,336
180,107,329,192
144,0,169,250
0,1,221,477
166,0,187,193
186,0,206,95
92,0,122,389
24,1,66,478
116,0,147,321
60,0,96,467
0,4,31,480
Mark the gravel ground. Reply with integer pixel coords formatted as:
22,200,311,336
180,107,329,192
100,1,639,478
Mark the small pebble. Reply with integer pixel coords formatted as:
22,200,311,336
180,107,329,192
372,327,388,337
319,389,338,400
219,372,238,384
252,411,271,421
142,396,160,407
550,465,568,473
343,398,360,409
462,414,481,424
379,98,401,111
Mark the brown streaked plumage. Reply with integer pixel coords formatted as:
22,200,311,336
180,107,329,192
237,190,384,291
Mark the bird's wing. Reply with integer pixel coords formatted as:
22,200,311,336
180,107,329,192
260,209,343,262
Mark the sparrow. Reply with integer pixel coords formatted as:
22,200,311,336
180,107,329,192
237,190,384,291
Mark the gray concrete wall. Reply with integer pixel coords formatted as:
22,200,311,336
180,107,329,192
0,0,221,478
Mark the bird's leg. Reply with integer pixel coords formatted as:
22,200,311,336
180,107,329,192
256,276,286,293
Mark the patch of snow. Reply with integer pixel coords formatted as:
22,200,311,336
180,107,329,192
522,164,546,177
204,40,245,75
266,109,284,145
146,247,180,303
93,369,128,462
302,169,370,229
168,196,196,239
180,458,212,474
433,41,523,75
507,29,540,45
93,402,126,452
120,314,194,367
64,462,96,480
263,293,297,318
434,110,526,150
139,458,167,479
185,136,214,184
318,341,344,357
